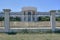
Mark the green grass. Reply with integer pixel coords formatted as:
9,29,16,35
0,33,60,40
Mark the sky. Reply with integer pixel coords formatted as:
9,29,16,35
0,0,60,12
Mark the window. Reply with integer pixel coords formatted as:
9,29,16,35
28,16,31,21
33,17,35,21
24,11,25,15
33,11,35,15
28,12,31,21
28,12,31,15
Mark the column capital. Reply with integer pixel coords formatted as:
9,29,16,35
3,9,11,12
50,10,56,13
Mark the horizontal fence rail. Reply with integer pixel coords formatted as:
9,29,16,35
0,21,60,28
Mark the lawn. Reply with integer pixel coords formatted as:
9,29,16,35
0,33,60,40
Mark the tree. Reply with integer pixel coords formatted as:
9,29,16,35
0,17,4,21
15,16,21,21
37,16,50,21
10,17,16,21
56,16,60,21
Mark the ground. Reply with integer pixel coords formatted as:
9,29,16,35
0,33,60,40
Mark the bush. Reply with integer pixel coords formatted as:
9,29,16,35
5,30,17,35
6,32,17,35
54,29,60,33
37,16,50,21
21,29,29,33
0,17,4,21
56,17,60,21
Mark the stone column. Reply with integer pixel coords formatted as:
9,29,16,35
31,11,33,21
35,11,37,22
3,9,11,32
25,11,28,22
50,10,56,32
21,11,24,21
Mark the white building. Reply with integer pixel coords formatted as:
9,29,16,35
0,7,60,22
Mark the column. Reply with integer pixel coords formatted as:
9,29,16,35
35,11,37,22
21,11,24,21
25,11,28,22
50,10,56,32
31,11,33,21
3,9,11,32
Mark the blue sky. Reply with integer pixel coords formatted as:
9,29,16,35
0,0,60,12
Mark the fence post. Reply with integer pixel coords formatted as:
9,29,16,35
50,10,56,32
3,9,11,32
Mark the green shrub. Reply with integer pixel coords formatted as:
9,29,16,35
5,30,17,35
